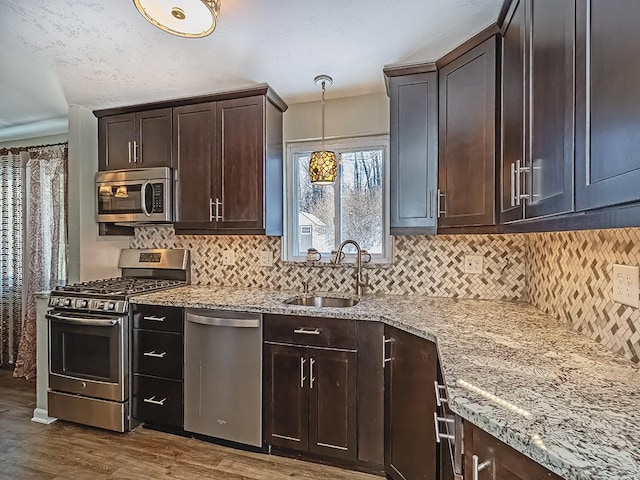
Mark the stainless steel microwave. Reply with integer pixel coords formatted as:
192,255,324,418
96,167,172,223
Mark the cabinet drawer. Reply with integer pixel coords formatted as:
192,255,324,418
133,374,183,428
133,329,183,379
265,315,356,350
132,304,183,333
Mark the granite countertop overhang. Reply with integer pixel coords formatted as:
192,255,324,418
131,285,640,480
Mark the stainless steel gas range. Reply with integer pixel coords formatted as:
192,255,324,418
47,248,190,432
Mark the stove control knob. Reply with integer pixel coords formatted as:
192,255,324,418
63,299,72,307
79,300,88,308
98,301,105,309
107,302,115,311
49,298,58,306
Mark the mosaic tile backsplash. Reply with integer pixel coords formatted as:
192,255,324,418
132,226,640,364
528,228,640,364
131,226,527,301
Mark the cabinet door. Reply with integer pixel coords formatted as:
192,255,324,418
500,0,526,222
173,103,216,225
526,0,575,218
98,113,134,170
385,325,438,480
389,72,438,234
575,1,640,210
438,37,497,228
135,108,172,168
308,348,357,461
464,422,562,480
264,343,308,452
215,96,265,232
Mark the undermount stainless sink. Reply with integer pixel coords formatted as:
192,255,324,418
284,296,360,308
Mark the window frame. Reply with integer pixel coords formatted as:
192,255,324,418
284,134,392,264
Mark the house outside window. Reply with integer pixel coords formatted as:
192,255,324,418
285,135,391,263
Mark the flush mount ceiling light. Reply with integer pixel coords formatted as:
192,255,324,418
133,0,221,38
309,75,338,186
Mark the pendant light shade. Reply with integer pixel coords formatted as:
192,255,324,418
309,75,337,185
133,0,220,38
309,151,338,185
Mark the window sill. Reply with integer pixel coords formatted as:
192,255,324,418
281,260,394,269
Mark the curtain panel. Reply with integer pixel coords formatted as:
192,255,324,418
0,152,24,368
14,145,68,379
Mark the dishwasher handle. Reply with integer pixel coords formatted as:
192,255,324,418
186,313,260,328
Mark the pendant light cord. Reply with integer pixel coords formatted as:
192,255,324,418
321,80,326,150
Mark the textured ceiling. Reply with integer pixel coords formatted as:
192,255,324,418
0,0,502,132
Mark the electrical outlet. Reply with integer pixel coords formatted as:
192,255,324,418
464,255,484,275
258,250,273,267
222,250,236,266
612,264,639,308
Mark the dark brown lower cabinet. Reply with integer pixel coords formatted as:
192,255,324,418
384,325,438,480
264,342,358,462
464,422,562,480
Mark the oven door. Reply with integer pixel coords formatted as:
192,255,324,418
48,310,128,402
96,178,171,223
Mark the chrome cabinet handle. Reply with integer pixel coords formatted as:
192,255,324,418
310,358,315,389
434,381,448,407
300,357,306,388
143,396,166,406
134,141,139,163
143,315,166,322
382,335,393,368
143,351,167,358
128,141,132,163
215,198,222,221
515,159,521,205
437,189,446,218
510,162,516,207
209,198,215,222
472,455,491,480
294,328,321,335
433,412,455,443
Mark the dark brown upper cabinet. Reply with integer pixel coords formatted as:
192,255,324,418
500,0,576,223
386,67,439,235
173,94,284,235
575,1,640,211
98,108,172,170
438,36,497,229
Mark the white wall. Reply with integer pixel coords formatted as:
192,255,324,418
67,105,129,282
283,92,389,142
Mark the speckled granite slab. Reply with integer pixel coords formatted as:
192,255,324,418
131,286,640,480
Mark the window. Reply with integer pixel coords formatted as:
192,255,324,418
285,135,391,263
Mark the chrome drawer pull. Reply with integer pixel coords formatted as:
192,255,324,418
310,358,315,389
300,357,306,388
294,328,321,335
143,315,166,322
434,381,448,406
143,396,166,406
433,412,455,443
143,351,167,358
472,455,491,480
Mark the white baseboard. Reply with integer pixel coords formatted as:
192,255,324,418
31,408,57,425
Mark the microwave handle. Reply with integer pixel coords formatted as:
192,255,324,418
141,181,151,217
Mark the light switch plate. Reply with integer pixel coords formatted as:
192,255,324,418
612,264,639,308
222,250,236,266
464,255,484,275
258,250,273,267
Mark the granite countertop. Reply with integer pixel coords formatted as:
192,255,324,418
131,286,640,480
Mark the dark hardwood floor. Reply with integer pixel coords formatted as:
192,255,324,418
0,369,379,479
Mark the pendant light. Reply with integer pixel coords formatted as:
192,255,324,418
309,75,338,186
133,0,221,38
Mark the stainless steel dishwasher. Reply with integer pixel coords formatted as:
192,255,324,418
184,309,263,447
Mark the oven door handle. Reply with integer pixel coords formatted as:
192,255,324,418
46,313,121,327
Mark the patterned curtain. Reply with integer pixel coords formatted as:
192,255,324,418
0,151,23,368
14,145,68,379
